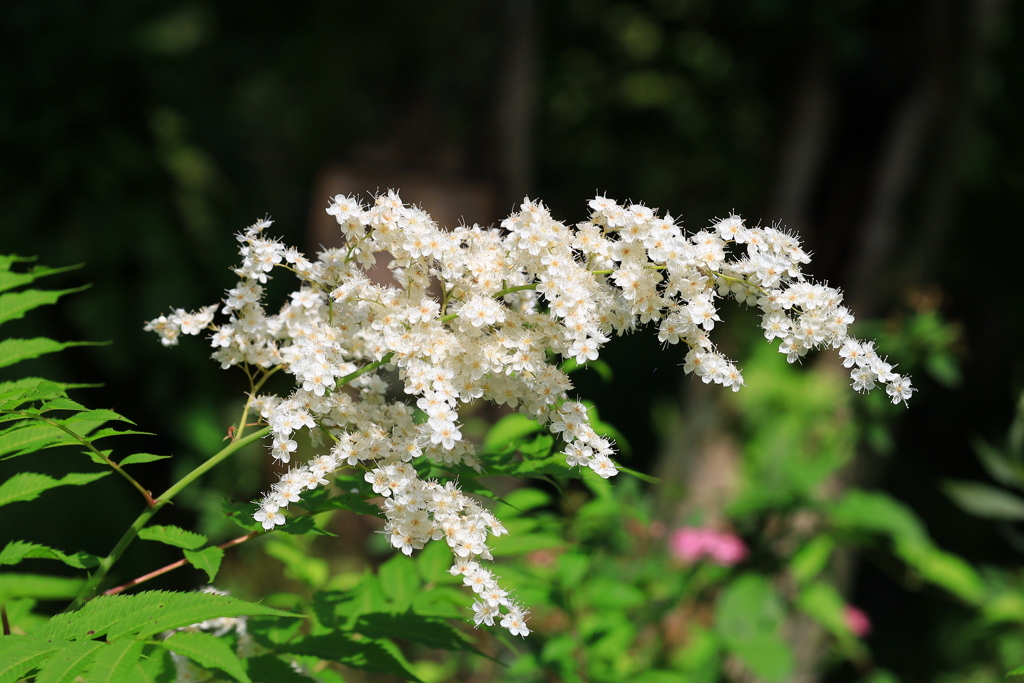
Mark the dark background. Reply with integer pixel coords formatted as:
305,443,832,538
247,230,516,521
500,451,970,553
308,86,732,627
2,0,1022,678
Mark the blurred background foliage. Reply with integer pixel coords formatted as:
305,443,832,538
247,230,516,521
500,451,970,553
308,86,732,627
2,0,1024,680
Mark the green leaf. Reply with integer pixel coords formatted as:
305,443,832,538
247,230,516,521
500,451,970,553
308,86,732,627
37,396,87,413
355,612,486,656
410,587,465,619
275,515,336,537
61,409,134,425
0,285,89,328
0,260,81,295
796,582,853,639
498,487,552,515
0,471,109,507
222,500,264,532
616,464,659,483
482,413,545,454
378,554,421,612
0,636,63,683
415,539,454,584
119,453,172,466
184,546,224,582
314,490,387,517
85,427,154,440
943,479,1024,520
790,536,834,585
245,654,317,682
34,640,104,683
138,525,208,550
34,591,299,641
280,633,424,682
829,490,929,546
0,423,80,460
894,542,985,604
715,574,793,682
159,632,251,683
0,338,95,370
973,438,1021,487
579,577,646,610
82,640,144,683
488,532,563,557
0,379,70,408
0,541,100,569
0,573,84,601
264,539,329,588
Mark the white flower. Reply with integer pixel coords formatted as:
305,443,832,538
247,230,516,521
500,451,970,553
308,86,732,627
149,191,911,640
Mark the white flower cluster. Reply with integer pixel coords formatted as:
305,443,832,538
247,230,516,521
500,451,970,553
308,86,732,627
147,191,912,637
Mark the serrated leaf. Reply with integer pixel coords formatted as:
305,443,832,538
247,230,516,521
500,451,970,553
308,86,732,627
280,633,423,682
0,471,109,507
0,636,63,683
83,640,144,683
119,453,171,466
0,540,100,569
356,612,484,655
0,423,79,460
34,591,299,642
138,525,208,550
0,285,88,328
307,489,385,518
184,546,224,582
87,427,154,440
0,338,93,370
34,640,104,683
159,632,251,683
0,260,81,294
222,500,264,533
245,654,317,682
943,479,1024,521
61,409,134,425
0,379,69,406
37,396,88,413
0,573,84,601
276,515,336,537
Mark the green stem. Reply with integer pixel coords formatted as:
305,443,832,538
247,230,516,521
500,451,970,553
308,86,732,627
337,353,395,387
67,426,270,610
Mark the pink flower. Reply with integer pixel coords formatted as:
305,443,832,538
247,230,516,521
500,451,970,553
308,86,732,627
669,527,747,566
844,605,871,638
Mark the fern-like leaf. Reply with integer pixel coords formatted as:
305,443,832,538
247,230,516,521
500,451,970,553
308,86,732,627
0,471,109,507
0,338,101,370
0,541,100,569
33,640,104,683
33,591,299,642
0,285,89,329
158,632,252,683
